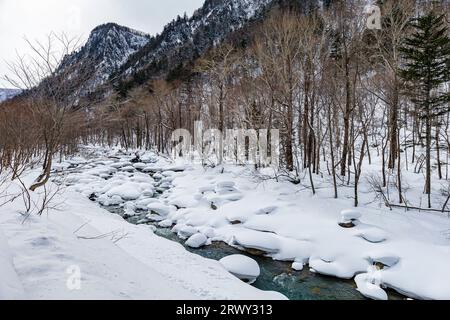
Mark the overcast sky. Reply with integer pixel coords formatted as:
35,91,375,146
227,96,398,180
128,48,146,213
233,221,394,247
0,0,205,88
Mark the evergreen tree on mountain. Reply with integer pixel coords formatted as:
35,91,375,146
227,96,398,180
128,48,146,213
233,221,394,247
400,12,450,208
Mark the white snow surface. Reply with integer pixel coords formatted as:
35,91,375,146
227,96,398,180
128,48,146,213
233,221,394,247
4,145,450,300
122,148,450,300
0,170,284,300
0,230,25,299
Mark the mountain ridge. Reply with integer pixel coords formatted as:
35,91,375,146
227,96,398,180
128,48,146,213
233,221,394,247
112,0,277,93
54,0,329,99
58,22,151,95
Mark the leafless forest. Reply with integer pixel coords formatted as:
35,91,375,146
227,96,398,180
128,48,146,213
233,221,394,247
1,0,450,210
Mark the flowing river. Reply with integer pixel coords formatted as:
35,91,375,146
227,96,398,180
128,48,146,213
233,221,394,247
56,150,405,300
104,204,404,300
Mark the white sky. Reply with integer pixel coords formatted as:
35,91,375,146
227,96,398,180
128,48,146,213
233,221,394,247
0,0,205,88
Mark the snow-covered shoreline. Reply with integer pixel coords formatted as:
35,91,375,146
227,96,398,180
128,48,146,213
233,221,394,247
0,169,285,300
2,145,450,300
162,164,450,300
62,146,450,300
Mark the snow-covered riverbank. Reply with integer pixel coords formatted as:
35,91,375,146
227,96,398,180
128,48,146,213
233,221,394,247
166,166,450,300
0,169,285,300
167,171,450,300
55,146,450,300
2,145,450,300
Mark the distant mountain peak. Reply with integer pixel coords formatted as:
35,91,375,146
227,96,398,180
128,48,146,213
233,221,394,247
90,23,150,40
53,0,329,98
59,22,151,94
113,0,277,91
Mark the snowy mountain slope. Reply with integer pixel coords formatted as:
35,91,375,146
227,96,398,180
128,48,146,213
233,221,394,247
56,0,328,97
112,0,275,88
113,0,336,93
58,23,150,94
0,88,21,103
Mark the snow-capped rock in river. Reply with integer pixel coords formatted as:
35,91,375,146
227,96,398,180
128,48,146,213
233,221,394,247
220,254,261,284
355,271,388,301
341,209,362,223
186,233,208,248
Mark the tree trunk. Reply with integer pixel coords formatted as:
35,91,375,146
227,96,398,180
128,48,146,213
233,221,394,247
327,103,338,199
436,122,442,180
354,137,367,207
425,108,432,208
397,131,403,204
30,154,53,192
388,84,399,170
340,61,351,177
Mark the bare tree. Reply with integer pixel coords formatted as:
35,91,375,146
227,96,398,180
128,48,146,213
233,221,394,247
3,33,87,191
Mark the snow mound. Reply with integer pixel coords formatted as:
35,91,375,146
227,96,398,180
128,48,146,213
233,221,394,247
291,262,304,271
222,193,244,202
159,219,174,228
110,162,132,169
341,209,362,222
355,227,388,243
168,195,199,208
121,166,135,172
162,171,176,177
98,194,123,206
220,254,260,284
232,231,280,254
255,206,278,215
309,256,362,279
199,185,215,193
355,270,388,300
133,163,147,170
201,227,216,238
135,198,156,210
176,225,199,239
217,181,236,189
365,253,400,268
147,202,172,216
186,233,208,248
106,182,141,200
